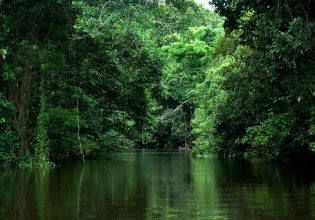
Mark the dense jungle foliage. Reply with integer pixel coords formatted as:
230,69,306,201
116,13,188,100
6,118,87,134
0,0,314,166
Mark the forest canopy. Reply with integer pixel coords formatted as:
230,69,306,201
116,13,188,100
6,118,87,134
0,0,314,166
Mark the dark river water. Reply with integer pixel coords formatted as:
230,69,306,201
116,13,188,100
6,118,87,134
0,151,315,220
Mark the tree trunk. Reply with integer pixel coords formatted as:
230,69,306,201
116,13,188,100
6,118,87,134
14,63,32,151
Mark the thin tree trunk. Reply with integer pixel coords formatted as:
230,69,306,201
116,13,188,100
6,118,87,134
76,88,85,162
74,54,85,162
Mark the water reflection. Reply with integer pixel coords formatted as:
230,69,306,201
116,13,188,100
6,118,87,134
0,151,314,219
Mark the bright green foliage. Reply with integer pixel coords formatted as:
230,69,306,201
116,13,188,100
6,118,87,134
159,16,224,148
161,25,223,101
191,52,231,156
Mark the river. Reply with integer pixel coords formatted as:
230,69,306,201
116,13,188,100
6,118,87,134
0,151,315,219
